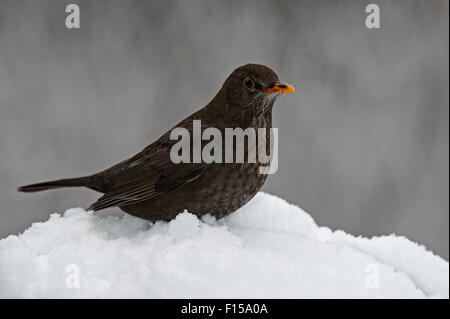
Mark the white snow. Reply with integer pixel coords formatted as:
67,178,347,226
0,192,448,298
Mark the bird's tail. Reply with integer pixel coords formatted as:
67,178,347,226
18,176,94,193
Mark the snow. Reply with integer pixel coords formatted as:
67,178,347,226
0,192,448,298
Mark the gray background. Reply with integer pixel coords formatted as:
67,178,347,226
0,0,448,259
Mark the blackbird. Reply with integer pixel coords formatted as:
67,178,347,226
18,64,295,221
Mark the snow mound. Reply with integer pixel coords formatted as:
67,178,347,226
0,193,448,298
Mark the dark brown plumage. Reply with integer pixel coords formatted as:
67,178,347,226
18,64,295,221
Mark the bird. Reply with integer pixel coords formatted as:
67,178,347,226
18,64,295,221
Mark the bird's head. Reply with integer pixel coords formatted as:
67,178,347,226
222,64,295,111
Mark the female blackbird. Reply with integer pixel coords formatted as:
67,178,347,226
18,64,295,221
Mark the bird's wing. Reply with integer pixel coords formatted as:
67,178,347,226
88,143,208,211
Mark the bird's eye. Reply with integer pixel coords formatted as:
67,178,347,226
243,77,255,90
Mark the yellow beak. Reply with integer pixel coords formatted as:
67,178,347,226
264,81,296,94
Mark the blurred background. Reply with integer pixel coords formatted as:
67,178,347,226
0,0,448,259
